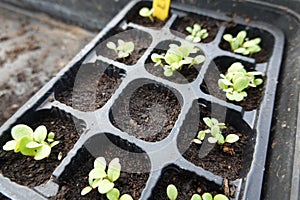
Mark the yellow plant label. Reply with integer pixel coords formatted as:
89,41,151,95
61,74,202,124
152,0,171,21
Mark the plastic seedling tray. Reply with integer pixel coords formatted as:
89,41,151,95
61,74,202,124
0,0,284,199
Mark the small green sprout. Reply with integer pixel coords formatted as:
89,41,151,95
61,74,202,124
151,42,205,77
139,7,154,22
223,30,261,55
167,184,178,200
218,62,263,102
167,184,229,200
2,124,59,160
193,117,239,145
81,157,132,200
185,24,209,43
106,39,134,59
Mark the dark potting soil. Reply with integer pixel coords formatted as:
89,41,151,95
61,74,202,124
127,13,170,28
149,166,232,200
55,63,123,112
53,143,150,199
178,106,249,180
0,193,10,200
171,14,221,43
0,115,81,187
200,58,265,111
111,84,181,142
95,28,152,65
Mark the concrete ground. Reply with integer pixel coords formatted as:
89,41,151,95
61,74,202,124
0,3,95,126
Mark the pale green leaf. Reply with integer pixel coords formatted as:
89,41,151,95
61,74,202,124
167,184,178,200
203,117,213,127
48,132,55,140
106,188,120,200
26,141,42,149
11,124,33,141
107,42,117,50
214,194,229,200
225,134,239,143
191,194,202,200
81,186,92,196
98,179,114,194
34,125,47,143
50,141,59,148
119,194,133,200
94,157,107,170
3,140,17,151
139,7,151,17
108,158,121,182
223,34,233,42
233,77,250,92
202,193,213,200
34,144,51,160
89,168,107,179
208,137,218,143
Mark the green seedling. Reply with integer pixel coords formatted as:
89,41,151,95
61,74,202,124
218,62,263,102
139,7,154,22
151,42,205,76
106,39,134,59
223,30,261,55
2,124,59,160
167,184,229,200
167,184,178,200
185,23,209,43
193,117,239,145
81,157,132,200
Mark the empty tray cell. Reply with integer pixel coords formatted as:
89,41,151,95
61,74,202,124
0,108,86,188
110,79,182,142
95,28,152,65
54,133,150,199
200,56,265,111
55,60,126,112
170,13,221,43
125,1,171,28
177,99,255,180
219,24,274,63
145,40,205,84
149,165,231,199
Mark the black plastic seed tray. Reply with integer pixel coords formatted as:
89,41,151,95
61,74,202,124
0,0,284,199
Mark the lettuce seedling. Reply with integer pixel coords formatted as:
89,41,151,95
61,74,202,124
167,184,178,200
81,157,132,200
139,7,154,22
223,30,261,55
2,124,59,160
167,184,229,200
218,62,263,101
196,193,229,200
106,39,134,59
193,117,239,145
151,42,205,76
185,24,209,43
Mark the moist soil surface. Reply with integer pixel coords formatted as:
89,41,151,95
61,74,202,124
200,59,264,111
0,114,81,187
126,13,170,28
111,84,181,142
171,14,221,43
53,140,150,199
148,166,232,200
178,106,250,180
55,64,123,112
95,29,152,65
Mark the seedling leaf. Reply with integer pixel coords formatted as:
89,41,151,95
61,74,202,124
167,184,178,200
